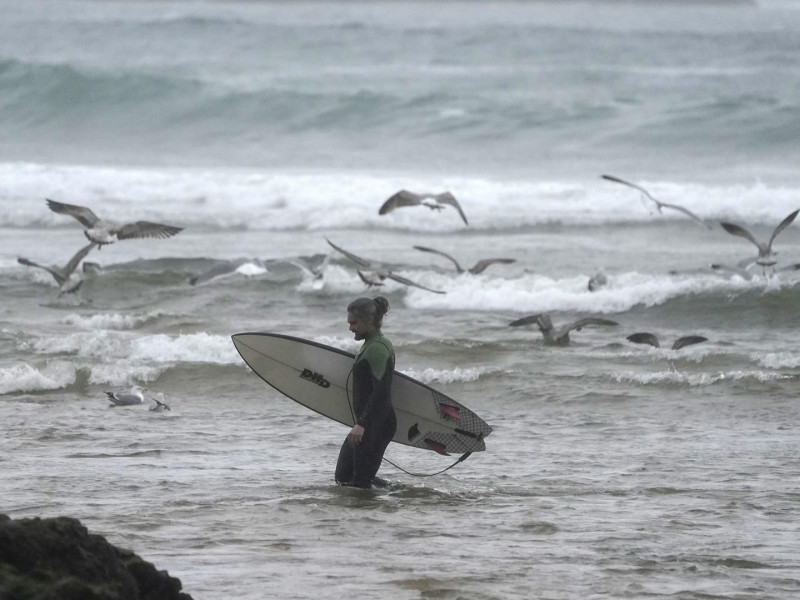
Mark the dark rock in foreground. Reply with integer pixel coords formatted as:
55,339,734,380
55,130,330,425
0,514,192,600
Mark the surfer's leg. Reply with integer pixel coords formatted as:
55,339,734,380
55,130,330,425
352,413,396,486
334,437,354,484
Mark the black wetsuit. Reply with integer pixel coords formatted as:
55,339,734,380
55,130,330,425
335,331,397,487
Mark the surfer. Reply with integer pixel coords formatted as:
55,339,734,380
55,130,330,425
335,296,397,488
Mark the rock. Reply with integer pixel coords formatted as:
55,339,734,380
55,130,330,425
0,514,192,600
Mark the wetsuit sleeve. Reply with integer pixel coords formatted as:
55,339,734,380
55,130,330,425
356,343,393,426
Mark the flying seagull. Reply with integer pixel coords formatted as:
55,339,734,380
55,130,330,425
46,199,183,247
627,333,708,350
413,246,515,274
17,242,97,295
602,174,711,229
379,190,469,225
509,313,618,346
105,385,145,406
719,208,799,271
326,238,446,294
149,392,171,412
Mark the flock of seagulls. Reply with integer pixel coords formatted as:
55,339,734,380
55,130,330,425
17,181,800,403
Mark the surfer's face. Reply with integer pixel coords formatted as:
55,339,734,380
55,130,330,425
347,312,373,340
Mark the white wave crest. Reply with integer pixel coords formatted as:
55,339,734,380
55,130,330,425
62,312,162,331
401,366,484,384
756,352,800,369
0,361,76,394
611,370,794,386
129,332,241,364
3,163,800,231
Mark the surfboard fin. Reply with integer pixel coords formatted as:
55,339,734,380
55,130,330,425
424,438,450,456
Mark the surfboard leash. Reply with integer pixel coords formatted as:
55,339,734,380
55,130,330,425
381,452,473,478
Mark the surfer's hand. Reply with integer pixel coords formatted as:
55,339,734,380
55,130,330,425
348,424,365,445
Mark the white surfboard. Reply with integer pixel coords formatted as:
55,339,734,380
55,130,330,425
231,332,492,455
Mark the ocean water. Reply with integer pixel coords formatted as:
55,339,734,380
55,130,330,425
1,1,799,599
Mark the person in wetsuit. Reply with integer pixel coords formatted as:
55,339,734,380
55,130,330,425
335,296,397,488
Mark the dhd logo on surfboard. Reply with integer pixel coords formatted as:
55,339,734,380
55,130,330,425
299,368,330,388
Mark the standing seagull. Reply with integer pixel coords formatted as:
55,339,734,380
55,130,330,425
509,313,618,346
379,190,469,225
719,209,799,273
602,174,711,229
105,385,145,406
17,242,97,295
627,333,708,350
326,238,446,294
413,245,515,274
46,199,183,247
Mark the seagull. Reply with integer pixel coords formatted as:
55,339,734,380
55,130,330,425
149,392,171,412
601,174,711,229
379,190,469,225
719,209,799,272
189,258,268,286
17,242,97,296
46,199,183,247
412,246,515,274
587,268,608,292
326,238,446,294
509,313,618,346
627,333,708,350
105,385,145,406
286,253,330,281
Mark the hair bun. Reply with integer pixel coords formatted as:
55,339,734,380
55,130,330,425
373,296,390,317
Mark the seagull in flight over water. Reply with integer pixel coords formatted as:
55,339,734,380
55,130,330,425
413,246,515,274
46,199,183,247
17,242,97,295
379,190,469,225
602,174,711,229
509,313,618,346
627,333,708,350
719,208,799,273
326,238,446,294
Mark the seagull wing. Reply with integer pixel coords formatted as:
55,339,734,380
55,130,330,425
710,263,753,280
115,221,183,240
413,245,463,272
190,259,250,286
671,335,708,350
719,222,766,254
509,314,543,327
379,190,423,215
777,262,800,273
18,257,64,285
62,242,97,278
468,258,516,274
657,201,711,229
357,270,384,287
557,317,618,338
434,192,469,225
325,238,376,269
384,271,446,294
766,208,799,251
601,175,658,204
46,199,101,228
626,332,660,348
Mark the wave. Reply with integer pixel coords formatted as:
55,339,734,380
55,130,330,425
2,162,800,232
